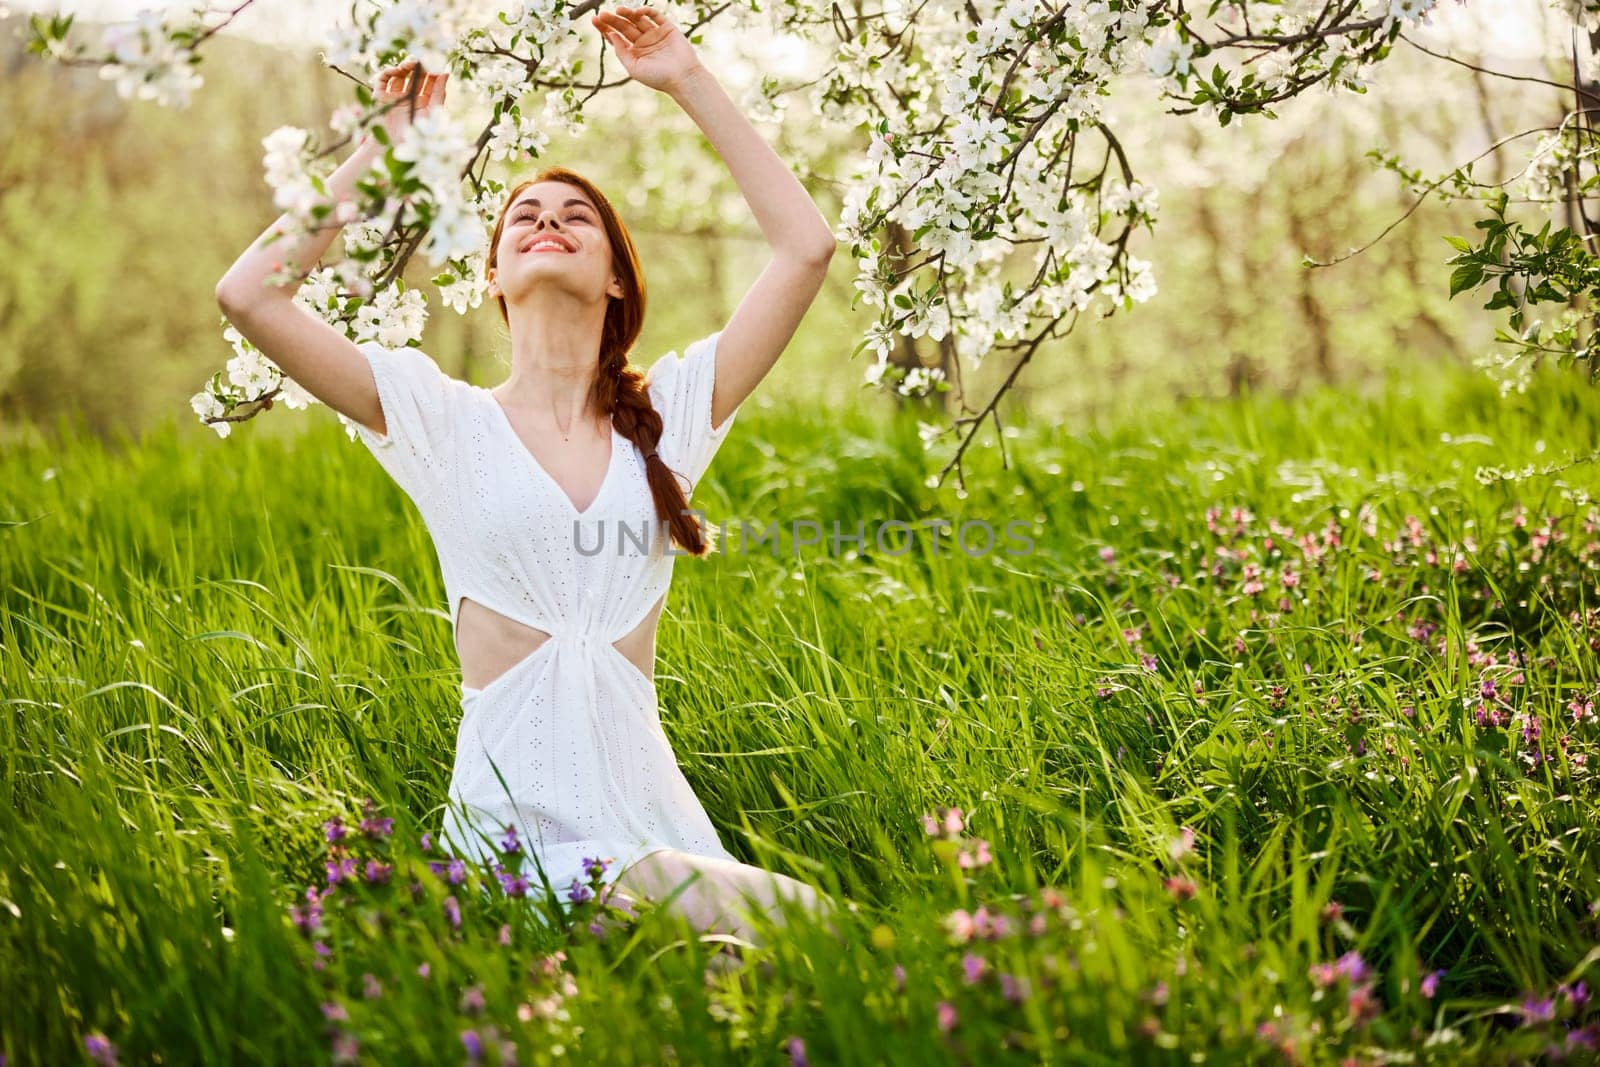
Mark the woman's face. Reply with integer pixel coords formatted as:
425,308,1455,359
487,180,622,307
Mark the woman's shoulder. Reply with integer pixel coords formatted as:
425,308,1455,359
360,339,480,399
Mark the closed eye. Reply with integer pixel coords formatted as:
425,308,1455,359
516,210,591,224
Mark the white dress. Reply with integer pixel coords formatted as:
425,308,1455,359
349,331,743,905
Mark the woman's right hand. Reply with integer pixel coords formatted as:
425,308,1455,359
366,59,449,148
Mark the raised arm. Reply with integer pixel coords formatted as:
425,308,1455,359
593,6,837,429
213,61,449,438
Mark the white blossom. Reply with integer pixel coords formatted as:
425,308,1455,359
436,251,488,315
486,107,551,163
1145,31,1193,80
97,8,204,108
898,364,946,397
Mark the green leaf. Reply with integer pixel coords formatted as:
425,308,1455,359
1448,263,1484,297
1442,235,1473,253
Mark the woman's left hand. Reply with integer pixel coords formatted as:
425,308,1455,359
590,5,704,95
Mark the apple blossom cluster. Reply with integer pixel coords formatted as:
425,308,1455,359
24,0,1598,457
1557,0,1600,32
817,1,1169,409
99,7,206,108
190,268,427,438
804,0,1530,453
1521,130,1598,205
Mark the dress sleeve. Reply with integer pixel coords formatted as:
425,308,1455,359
349,339,459,506
645,329,743,490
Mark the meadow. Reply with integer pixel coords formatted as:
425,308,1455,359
2,358,1598,1065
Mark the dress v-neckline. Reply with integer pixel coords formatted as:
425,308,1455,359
483,388,619,518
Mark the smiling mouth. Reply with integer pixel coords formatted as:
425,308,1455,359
521,237,575,254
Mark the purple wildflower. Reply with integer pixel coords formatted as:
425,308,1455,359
324,816,347,843
359,815,394,839
420,831,433,851
289,898,323,936
324,855,358,886
83,1032,118,1066
447,858,467,885
321,1001,348,1022
1421,970,1444,999
1520,995,1556,1025
444,894,461,929
1565,980,1591,1008
1334,951,1370,985
1347,982,1381,1026
936,1001,958,1032
568,880,594,905
460,984,486,1015
497,869,530,898
957,839,993,868
786,1036,809,1066
330,1031,359,1065
364,859,392,885
978,908,1012,939
1000,973,1030,1003
362,973,383,999
500,825,521,856
892,964,906,992
961,952,986,984
460,1030,483,1061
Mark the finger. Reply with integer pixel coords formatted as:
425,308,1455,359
604,10,645,42
632,7,667,32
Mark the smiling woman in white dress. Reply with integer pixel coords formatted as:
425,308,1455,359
215,4,839,945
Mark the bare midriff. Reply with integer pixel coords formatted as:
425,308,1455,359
455,591,668,691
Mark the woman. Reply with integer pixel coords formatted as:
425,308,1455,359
215,5,838,946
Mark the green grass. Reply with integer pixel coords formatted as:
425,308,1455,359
3,361,1599,1065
